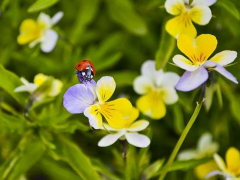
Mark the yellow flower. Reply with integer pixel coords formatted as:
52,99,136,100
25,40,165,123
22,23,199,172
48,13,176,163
207,147,240,180
17,12,63,53
133,60,180,119
165,0,216,38
98,107,150,148
82,76,133,129
14,73,63,101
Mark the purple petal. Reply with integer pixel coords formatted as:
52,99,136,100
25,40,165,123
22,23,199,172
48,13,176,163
204,61,238,84
175,67,209,92
215,65,238,84
63,84,95,114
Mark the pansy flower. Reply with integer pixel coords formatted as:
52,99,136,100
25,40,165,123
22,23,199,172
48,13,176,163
173,34,238,92
98,107,150,148
133,60,180,119
15,73,63,101
17,11,63,53
207,147,240,180
63,76,132,129
178,132,219,179
165,0,216,38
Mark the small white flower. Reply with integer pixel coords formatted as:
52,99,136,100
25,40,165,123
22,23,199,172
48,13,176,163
178,132,219,160
98,108,150,148
17,12,63,53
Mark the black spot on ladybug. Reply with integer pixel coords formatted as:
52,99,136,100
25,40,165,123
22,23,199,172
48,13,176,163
78,65,81,67
83,60,87,62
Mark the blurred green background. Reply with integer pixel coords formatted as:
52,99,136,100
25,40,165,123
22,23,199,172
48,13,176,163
0,0,240,179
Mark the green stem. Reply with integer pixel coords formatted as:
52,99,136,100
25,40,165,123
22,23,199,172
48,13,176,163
158,100,203,180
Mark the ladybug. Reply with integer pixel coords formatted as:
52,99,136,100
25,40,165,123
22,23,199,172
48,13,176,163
75,60,96,81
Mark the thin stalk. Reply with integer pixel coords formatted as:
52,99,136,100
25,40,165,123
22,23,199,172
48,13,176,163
158,98,204,180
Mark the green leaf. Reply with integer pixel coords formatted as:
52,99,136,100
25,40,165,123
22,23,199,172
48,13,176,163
0,64,27,107
142,159,165,180
70,0,100,44
28,0,59,13
51,136,101,180
125,145,139,180
0,112,26,132
216,0,240,20
0,138,45,180
105,0,147,36
168,158,211,172
39,158,83,180
155,25,176,70
173,105,184,135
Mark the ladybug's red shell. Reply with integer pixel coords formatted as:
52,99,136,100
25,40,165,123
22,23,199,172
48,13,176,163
75,60,96,76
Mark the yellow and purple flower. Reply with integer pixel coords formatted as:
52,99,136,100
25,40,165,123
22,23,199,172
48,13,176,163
63,76,132,129
165,0,216,38
98,107,150,148
173,34,238,91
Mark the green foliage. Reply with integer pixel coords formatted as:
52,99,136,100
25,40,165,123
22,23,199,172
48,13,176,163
0,0,240,179
28,0,60,13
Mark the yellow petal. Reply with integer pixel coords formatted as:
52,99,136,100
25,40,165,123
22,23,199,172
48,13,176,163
166,14,197,39
214,153,227,172
136,92,166,120
165,0,185,15
100,98,132,129
190,5,212,25
34,73,48,86
124,107,139,128
96,76,116,103
194,160,218,179
226,147,240,175
17,19,41,44
195,34,217,62
177,34,217,64
84,105,103,129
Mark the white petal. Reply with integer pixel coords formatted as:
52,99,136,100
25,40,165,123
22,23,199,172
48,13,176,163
190,5,212,25
37,12,52,29
141,60,162,82
98,132,124,147
14,84,37,93
133,76,154,95
84,105,103,129
51,11,64,25
213,153,227,172
205,170,223,178
177,149,198,160
20,77,30,85
128,120,149,132
41,30,58,53
156,72,180,87
125,133,150,148
165,0,186,15
161,87,179,104
173,55,199,71
210,51,237,66
191,0,217,6
197,132,212,151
